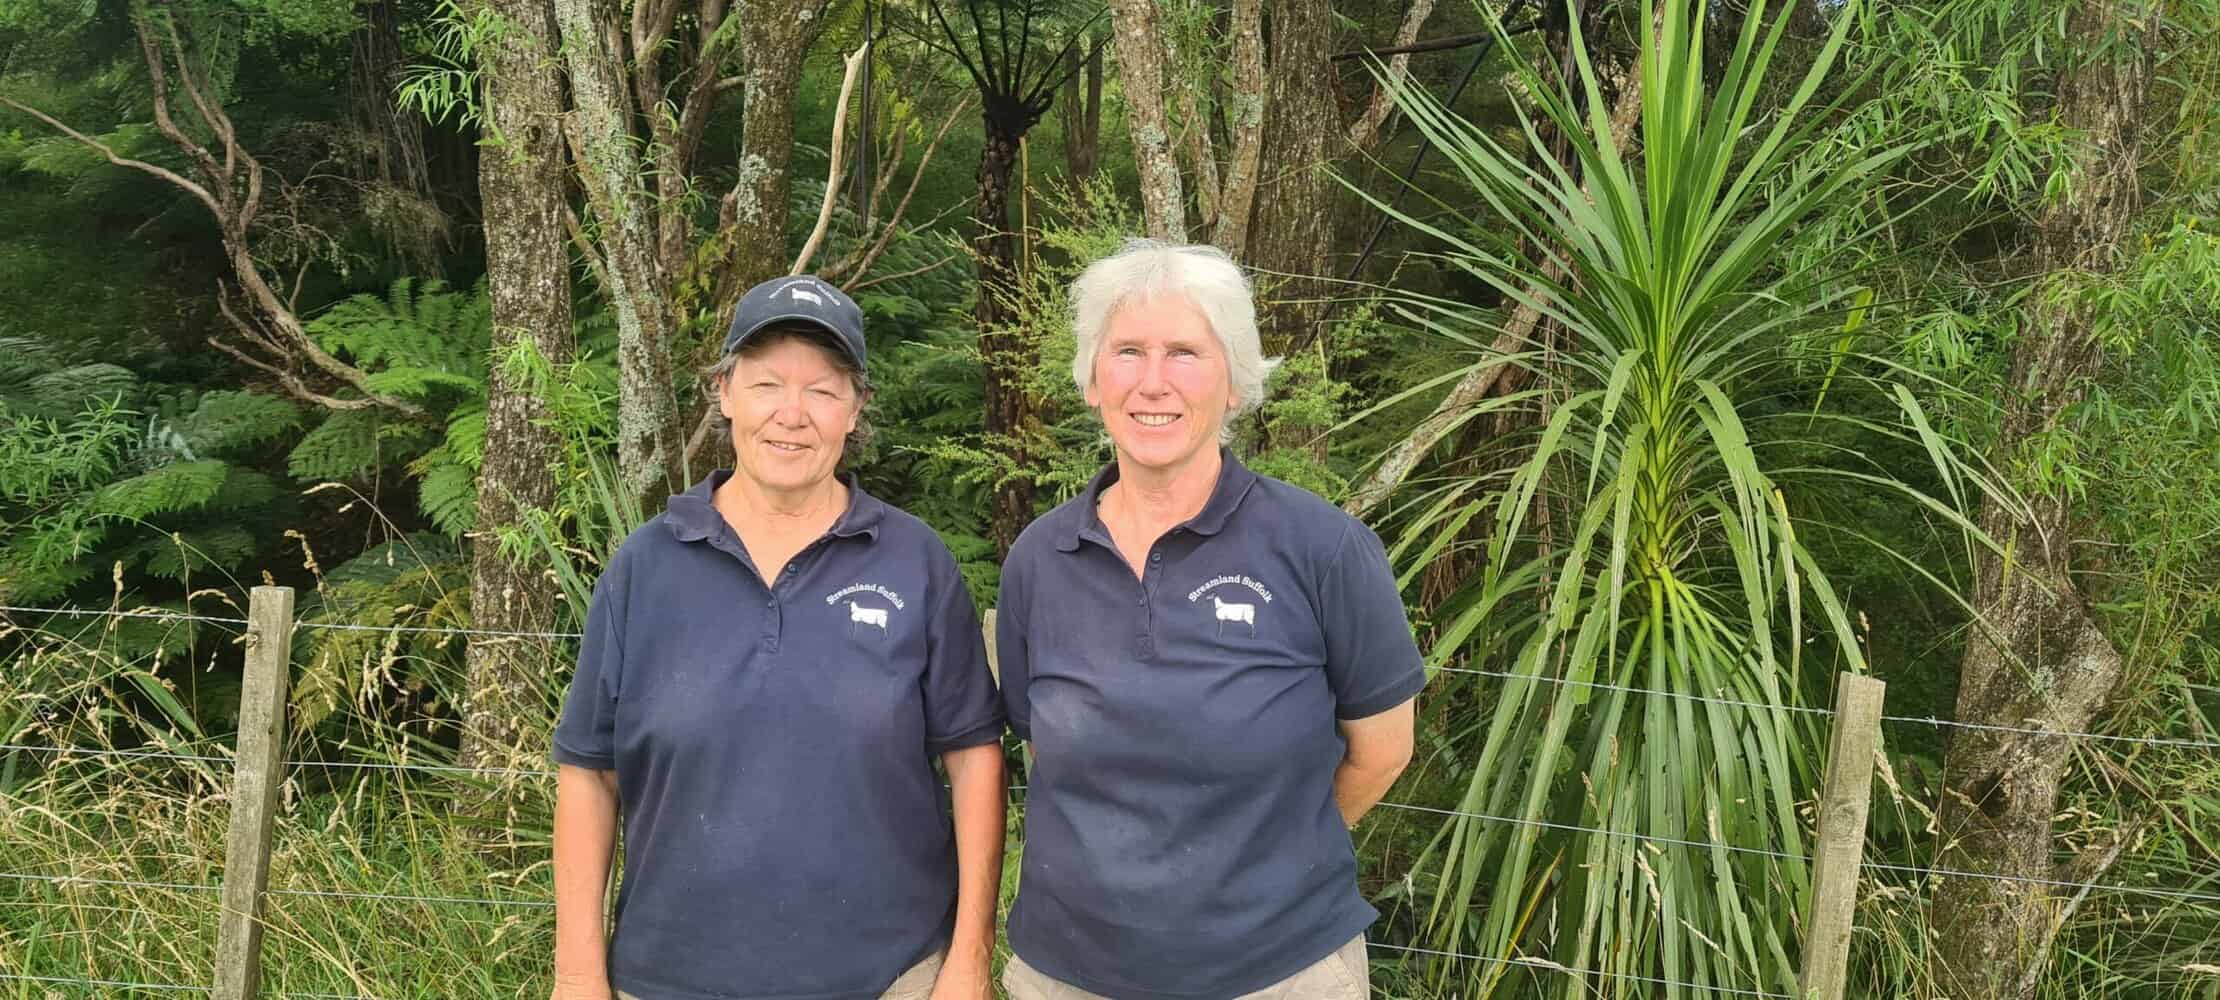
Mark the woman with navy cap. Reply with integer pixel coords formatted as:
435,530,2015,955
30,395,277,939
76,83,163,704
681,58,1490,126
550,275,1006,1000
996,241,1424,1000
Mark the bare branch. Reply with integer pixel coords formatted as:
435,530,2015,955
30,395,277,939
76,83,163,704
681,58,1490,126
683,405,721,471
848,253,959,292
562,200,617,295
791,43,871,276
0,96,222,218
133,19,229,208
1333,30,1494,61
155,13,238,173
208,295,391,414
1347,0,1438,153
826,96,971,284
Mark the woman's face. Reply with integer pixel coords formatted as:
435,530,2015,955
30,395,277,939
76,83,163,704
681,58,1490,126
718,336,863,497
1085,297,1234,478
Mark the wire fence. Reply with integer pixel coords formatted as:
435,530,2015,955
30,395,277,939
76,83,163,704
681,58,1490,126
5,602,2219,997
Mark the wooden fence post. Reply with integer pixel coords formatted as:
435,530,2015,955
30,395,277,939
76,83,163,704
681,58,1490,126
1798,670,1886,1000
213,585,294,1000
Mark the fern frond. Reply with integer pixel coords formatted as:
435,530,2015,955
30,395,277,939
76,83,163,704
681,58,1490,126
91,460,229,519
289,410,386,482
180,391,303,455
418,462,477,538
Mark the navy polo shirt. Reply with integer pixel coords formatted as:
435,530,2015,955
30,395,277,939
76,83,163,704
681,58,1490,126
996,450,1426,1000
552,472,1005,1000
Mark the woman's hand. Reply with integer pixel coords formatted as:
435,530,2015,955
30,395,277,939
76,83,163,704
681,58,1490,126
549,974,614,1000
926,952,992,1000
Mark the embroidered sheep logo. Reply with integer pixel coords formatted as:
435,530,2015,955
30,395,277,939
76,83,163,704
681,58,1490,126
788,286,825,307
848,600,888,637
1211,594,1256,636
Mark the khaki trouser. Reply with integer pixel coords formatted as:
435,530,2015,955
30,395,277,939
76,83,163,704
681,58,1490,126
617,948,944,1000
1002,936,1369,1000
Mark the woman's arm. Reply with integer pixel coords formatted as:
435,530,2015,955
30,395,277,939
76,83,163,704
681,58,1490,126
552,764,621,1000
1333,698,1416,827
932,742,1006,1000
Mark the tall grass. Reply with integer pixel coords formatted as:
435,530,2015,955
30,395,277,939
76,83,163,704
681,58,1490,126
0,613,559,997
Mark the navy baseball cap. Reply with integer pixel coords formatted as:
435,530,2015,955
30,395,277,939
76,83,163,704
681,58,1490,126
722,275,868,373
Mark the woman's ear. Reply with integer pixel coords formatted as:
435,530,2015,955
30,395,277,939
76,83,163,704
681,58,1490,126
713,371,736,420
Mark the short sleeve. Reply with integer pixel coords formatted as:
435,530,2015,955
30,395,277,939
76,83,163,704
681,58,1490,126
1318,521,1426,720
551,549,628,770
922,545,1006,755
994,554,1033,741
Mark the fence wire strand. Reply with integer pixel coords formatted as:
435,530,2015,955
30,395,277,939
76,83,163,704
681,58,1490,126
1864,859,2220,905
1432,665,1836,717
0,971,207,993
267,885,553,909
0,604,248,627
290,619,581,641
1371,801,1808,863
1365,941,1794,999
0,743,232,766
0,870,218,894
0,974,375,1000
1880,713,2220,752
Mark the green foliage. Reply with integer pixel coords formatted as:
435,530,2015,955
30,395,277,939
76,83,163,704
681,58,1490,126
308,278,490,400
90,458,231,519
1367,3,1982,995
178,390,305,454
288,408,393,482
291,533,470,734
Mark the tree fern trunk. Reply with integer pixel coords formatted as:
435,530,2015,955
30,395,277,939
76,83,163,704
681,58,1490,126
977,109,1038,558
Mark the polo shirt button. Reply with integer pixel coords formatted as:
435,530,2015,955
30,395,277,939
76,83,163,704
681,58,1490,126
1149,552,1161,562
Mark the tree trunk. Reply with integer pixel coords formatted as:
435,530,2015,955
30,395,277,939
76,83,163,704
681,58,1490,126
976,106,1039,558
1105,0,1187,241
1244,0,1336,453
1210,0,1264,255
457,0,574,783
715,2,824,305
1061,35,1104,182
553,0,683,510
1927,5,2154,996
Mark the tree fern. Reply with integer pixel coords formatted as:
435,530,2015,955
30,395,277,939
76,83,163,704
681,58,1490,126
307,277,490,404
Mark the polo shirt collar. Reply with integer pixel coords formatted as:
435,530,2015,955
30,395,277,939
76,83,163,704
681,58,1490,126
1056,447,1259,552
665,470,885,544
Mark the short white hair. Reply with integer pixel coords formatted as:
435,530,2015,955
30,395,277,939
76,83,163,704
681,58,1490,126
1069,239,1282,435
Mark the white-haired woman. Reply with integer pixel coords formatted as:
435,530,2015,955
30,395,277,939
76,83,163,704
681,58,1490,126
995,240,1425,999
